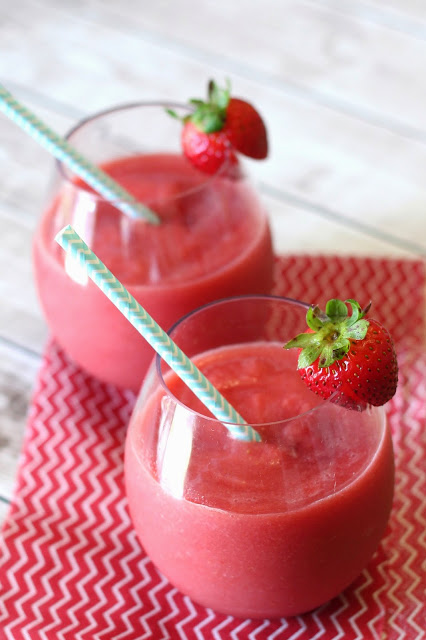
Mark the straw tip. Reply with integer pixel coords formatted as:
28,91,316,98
55,224,74,246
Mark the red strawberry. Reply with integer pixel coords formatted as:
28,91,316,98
283,298,398,410
169,80,268,174
181,120,238,176
225,97,268,159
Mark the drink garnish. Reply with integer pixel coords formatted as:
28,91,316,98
167,79,268,174
283,298,398,410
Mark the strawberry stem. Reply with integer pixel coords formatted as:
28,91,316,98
166,79,232,133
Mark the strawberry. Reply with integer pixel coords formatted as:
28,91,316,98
225,97,268,159
181,119,238,176
168,80,268,174
283,298,398,410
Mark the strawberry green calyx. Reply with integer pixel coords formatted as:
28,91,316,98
284,298,370,370
168,79,231,133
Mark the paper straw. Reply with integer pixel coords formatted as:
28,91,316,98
55,225,261,443
0,84,159,224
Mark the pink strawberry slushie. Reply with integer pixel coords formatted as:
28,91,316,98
33,153,273,391
125,343,394,618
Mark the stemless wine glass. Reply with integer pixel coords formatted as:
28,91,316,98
124,295,395,619
32,103,274,391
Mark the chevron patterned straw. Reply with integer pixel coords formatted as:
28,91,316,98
0,84,159,224
55,225,261,442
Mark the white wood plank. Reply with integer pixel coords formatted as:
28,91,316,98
0,103,75,218
0,202,48,354
1,4,426,255
367,0,426,22
30,0,426,134
266,193,414,258
0,340,41,501
0,499,10,525
315,0,426,32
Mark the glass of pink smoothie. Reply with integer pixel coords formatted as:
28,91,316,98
124,295,395,619
32,104,274,391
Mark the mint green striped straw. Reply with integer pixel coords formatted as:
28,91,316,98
55,225,260,442
0,84,159,224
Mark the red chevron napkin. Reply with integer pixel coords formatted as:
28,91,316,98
1,255,425,639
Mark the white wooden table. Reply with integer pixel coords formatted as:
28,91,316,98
1,0,425,526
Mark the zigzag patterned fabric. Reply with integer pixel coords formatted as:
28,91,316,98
0,255,425,639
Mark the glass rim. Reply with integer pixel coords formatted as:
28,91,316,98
56,101,236,202
155,294,374,428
